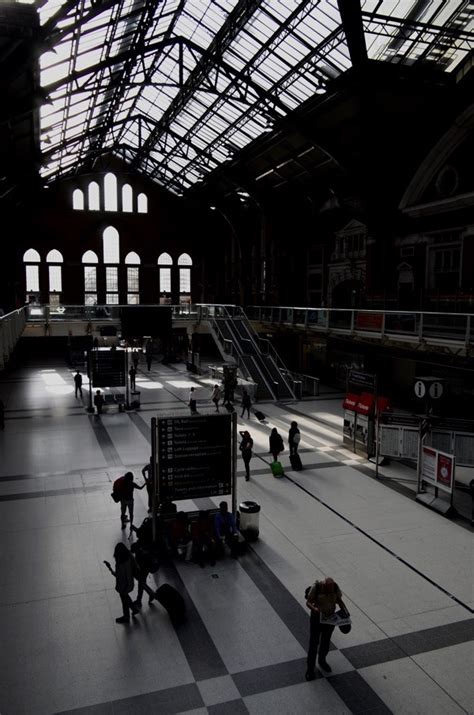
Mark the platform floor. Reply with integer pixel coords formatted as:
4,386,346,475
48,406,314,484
0,357,472,715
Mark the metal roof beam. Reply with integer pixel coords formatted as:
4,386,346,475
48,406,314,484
130,0,264,167
337,0,367,67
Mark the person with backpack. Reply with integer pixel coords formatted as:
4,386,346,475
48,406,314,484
305,577,350,679
269,427,284,462
288,421,301,456
103,543,140,624
113,471,145,530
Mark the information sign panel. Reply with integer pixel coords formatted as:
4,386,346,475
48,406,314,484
349,370,375,388
157,414,232,501
90,350,126,387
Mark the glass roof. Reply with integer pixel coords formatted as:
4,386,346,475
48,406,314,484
31,0,473,194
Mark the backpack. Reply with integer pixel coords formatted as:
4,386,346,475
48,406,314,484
111,476,125,502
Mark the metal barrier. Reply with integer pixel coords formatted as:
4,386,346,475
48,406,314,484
247,305,473,349
0,308,26,370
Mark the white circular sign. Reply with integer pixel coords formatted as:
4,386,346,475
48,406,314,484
414,380,426,398
429,381,444,399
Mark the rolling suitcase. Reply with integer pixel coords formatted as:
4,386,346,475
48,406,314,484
271,461,284,477
254,410,266,421
290,453,303,471
155,584,186,623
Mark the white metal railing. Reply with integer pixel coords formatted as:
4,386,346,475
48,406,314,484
247,305,473,347
0,308,26,369
281,369,320,397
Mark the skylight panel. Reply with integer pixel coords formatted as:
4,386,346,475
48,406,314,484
76,46,103,73
246,11,280,43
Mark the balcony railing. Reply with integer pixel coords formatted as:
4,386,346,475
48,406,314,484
247,306,473,348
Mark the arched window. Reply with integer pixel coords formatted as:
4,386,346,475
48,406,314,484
23,249,41,263
103,226,119,304
177,253,192,266
72,189,84,210
137,192,148,213
46,250,63,303
82,251,98,305
104,172,118,212
158,252,173,265
178,253,192,303
158,252,172,302
125,252,140,265
82,250,98,264
23,249,40,297
88,181,100,211
125,253,140,304
46,249,63,263
122,184,133,213
103,226,120,264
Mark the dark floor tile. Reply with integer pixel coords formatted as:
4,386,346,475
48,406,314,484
393,618,474,656
328,672,392,714
112,683,203,715
233,658,311,697
208,699,249,715
56,703,113,715
159,564,228,681
342,639,405,669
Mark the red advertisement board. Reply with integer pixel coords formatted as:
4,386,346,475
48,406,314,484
355,312,384,330
421,446,455,494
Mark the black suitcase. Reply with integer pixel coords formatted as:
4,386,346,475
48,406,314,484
254,410,266,421
290,453,303,471
155,584,186,623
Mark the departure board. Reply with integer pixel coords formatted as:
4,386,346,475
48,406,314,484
90,350,126,387
157,414,232,501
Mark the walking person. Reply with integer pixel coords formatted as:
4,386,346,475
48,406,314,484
211,384,221,412
239,430,253,481
288,421,301,456
145,340,153,371
269,427,284,463
131,541,158,608
188,386,197,414
141,458,153,513
73,370,83,398
240,388,252,419
118,471,145,530
103,543,139,624
94,389,104,415
132,349,140,370
305,577,350,679
129,365,136,391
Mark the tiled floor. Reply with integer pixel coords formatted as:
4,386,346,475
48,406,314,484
0,357,473,715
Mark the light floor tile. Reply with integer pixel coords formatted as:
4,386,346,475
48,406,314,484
197,675,241,706
413,642,474,713
360,657,467,715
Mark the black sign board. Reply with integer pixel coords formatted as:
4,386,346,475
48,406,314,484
158,414,232,501
90,350,126,387
348,370,375,388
